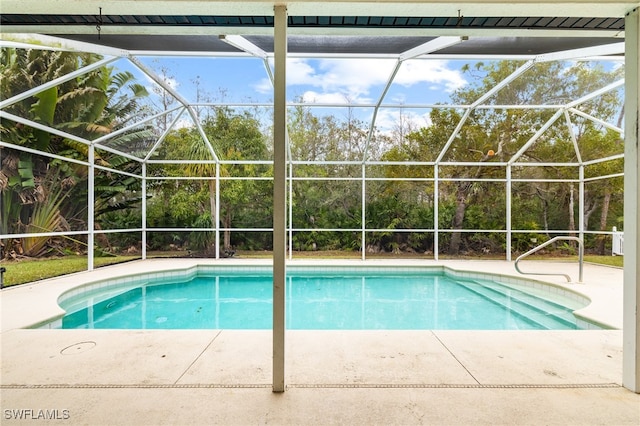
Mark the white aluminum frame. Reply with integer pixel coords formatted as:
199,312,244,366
0,35,626,267
0,7,636,391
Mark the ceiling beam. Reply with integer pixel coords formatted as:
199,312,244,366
399,36,463,61
0,33,129,56
219,35,269,59
0,25,626,40
536,42,625,62
1,1,637,18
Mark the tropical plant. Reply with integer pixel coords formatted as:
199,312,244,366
1,47,152,258
21,180,70,257
149,106,270,254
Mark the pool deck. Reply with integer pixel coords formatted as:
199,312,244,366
1,258,638,425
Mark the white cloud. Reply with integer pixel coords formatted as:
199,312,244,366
374,109,433,134
163,77,179,90
391,93,407,103
288,58,320,85
142,72,180,93
395,60,467,92
253,78,272,94
142,74,183,112
253,58,319,95
311,58,395,96
174,117,193,130
301,91,354,104
293,58,467,96
252,58,467,101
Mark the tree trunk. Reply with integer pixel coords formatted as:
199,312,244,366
448,185,468,255
568,184,576,236
596,189,611,255
534,186,551,238
567,184,578,251
208,180,217,253
543,200,550,237
223,209,231,251
583,192,598,231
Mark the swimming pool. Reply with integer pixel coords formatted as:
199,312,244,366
58,267,588,330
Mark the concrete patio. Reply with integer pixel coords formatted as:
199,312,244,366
1,259,638,425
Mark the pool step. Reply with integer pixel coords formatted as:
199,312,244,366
480,279,579,328
456,279,577,330
478,279,578,329
480,281,581,327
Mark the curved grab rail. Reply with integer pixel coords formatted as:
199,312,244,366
514,236,583,283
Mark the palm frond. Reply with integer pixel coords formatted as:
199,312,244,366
22,185,70,257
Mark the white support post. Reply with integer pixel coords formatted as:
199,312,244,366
142,163,147,260
215,162,220,260
87,145,95,271
362,163,366,261
289,160,293,260
434,164,439,261
579,165,585,243
623,6,640,394
506,165,512,261
272,4,288,393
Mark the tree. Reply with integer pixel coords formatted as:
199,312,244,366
153,107,270,254
288,102,367,252
566,63,624,253
204,108,269,251
1,48,151,257
380,60,623,256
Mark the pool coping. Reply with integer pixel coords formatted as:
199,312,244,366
0,258,623,332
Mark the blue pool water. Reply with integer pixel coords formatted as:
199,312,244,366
60,270,585,330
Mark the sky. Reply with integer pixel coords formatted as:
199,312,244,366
105,53,626,142
114,55,474,132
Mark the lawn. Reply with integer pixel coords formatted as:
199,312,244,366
0,255,139,287
583,255,623,268
0,251,623,287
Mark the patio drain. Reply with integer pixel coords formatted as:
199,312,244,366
60,341,96,355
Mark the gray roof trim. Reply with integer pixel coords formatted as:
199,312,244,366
0,14,625,31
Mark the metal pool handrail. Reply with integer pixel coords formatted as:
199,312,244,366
514,236,584,283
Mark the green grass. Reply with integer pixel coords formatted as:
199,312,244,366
212,250,626,268
0,255,139,287
0,252,623,288
508,254,623,268
583,255,623,268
